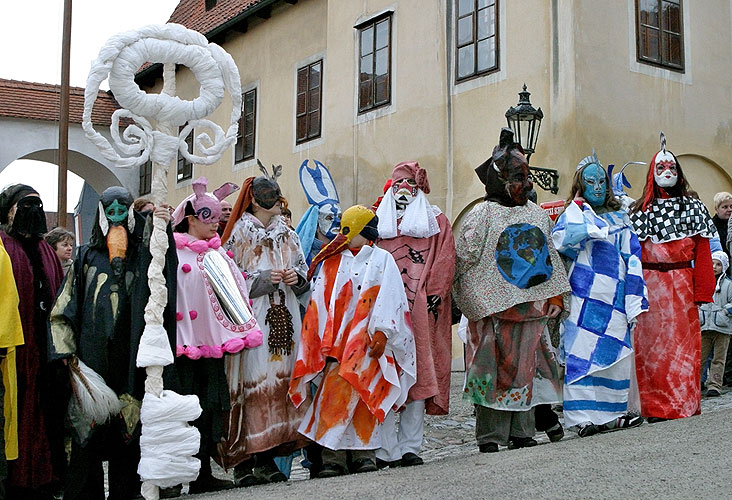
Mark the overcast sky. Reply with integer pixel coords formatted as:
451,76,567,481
1,0,179,87
0,0,180,209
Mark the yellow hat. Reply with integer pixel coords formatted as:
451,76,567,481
339,205,378,241
307,205,378,281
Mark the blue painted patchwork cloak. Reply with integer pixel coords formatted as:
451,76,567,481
552,202,648,426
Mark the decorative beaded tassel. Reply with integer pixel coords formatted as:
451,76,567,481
265,289,294,357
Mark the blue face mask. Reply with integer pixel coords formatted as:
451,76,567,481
581,164,607,207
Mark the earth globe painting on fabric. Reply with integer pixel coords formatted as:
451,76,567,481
495,223,553,289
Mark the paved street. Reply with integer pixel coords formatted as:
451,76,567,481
182,373,732,499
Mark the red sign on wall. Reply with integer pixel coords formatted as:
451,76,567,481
540,200,565,221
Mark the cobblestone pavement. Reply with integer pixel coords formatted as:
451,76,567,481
201,372,732,485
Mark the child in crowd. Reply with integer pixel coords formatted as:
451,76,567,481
698,251,732,397
712,192,732,263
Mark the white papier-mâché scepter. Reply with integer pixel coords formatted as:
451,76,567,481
82,23,242,500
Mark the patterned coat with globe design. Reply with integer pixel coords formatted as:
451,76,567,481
453,200,570,410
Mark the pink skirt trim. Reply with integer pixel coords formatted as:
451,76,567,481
176,330,263,359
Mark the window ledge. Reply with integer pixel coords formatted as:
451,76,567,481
233,157,258,172
293,135,325,153
176,176,193,189
630,58,692,84
356,103,396,124
452,67,506,95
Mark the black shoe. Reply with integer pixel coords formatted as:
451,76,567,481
577,423,600,437
478,442,499,453
400,452,423,467
233,466,260,487
189,475,235,494
706,389,721,397
350,457,377,474
253,463,287,484
599,414,644,433
159,484,182,498
508,437,538,449
545,423,565,443
318,463,347,478
376,457,401,469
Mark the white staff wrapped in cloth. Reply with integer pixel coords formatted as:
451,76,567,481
82,23,242,500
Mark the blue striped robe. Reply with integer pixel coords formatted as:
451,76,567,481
552,202,648,427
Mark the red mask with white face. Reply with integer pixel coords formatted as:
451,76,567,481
653,151,678,188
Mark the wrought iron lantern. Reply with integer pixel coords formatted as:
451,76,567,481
505,84,559,194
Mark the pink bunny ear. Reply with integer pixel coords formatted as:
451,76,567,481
192,177,208,199
213,182,240,201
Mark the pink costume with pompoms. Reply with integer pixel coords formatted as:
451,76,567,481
171,176,262,359
174,232,262,359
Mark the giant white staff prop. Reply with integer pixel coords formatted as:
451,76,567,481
82,24,242,500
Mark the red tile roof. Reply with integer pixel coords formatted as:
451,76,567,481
0,78,123,127
168,0,268,36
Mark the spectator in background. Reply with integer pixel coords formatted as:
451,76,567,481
44,227,75,275
698,251,732,398
712,192,732,256
133,197,154,215
281,207,293,230
217,200,233,236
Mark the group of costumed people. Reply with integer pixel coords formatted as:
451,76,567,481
0,125,723,499
453,127,717,453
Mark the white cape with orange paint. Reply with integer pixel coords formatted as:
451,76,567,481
289,245,416,450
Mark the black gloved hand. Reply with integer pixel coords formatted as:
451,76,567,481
427,295,441,321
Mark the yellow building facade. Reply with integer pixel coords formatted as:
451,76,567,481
143,0,732,223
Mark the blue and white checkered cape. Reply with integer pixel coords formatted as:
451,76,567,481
552,202,648,425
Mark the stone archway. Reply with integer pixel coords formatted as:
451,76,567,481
21,149,124,195
676,154,732,211
0,117,138,196
451,197,484,234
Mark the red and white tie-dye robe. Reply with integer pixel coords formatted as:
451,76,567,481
289,245,416,450
634,235,715,419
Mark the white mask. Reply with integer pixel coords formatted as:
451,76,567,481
392,178,418,207
653,151,678,188
317,203,341,240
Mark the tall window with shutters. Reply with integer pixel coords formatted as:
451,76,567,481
235,88,256,162
139,160,152,195
177,127,193,182
636,0,684,71
357,13,392,113
296,60,322,144
456,0,498,81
